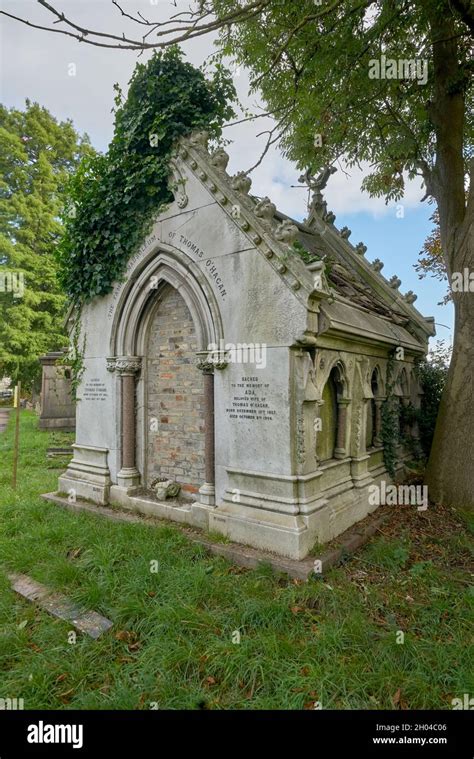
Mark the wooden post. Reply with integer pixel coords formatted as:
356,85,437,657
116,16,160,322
12,381,21,489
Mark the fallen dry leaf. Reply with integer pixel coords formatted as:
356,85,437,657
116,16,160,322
58,688,74,704
117,656,135,664
67,547,82,560
115,630,137,643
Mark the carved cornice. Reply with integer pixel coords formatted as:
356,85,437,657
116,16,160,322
175,135,313,307
175,132,432,342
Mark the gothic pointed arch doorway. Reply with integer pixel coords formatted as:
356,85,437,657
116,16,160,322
145,282,205,495
109,245,224,508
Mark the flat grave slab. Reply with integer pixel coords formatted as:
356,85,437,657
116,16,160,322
9,572,113,639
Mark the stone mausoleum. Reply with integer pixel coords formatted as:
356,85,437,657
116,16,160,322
55,131,435,560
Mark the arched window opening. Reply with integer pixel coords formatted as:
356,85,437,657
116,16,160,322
366,368,381,448
316,365,347,462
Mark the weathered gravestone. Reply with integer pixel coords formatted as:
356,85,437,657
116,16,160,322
39,350,75,431
55,131,434,559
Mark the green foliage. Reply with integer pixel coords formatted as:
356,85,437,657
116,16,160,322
212,0,472,199
381,356,399,478
414,208,450,304
58,47,236,304
292,239,314,264
61,318,86,400
380,344,450,472
415,342,451,458
0,101,92,387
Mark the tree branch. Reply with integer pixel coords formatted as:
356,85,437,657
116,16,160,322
0,0,272,51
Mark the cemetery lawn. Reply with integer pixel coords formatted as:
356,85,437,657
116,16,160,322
0,411,472,710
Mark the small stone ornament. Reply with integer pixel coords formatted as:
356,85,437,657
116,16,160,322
151,477,181,500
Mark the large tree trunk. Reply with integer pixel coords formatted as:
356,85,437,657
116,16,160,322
423,0,474,509
425,290,474,508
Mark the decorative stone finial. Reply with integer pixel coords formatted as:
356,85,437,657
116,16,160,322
189,130,210,149
371,258,384,272
299,165,336,222
355,242,367,255
324,210,336,224
307,260,325,292
275,219,299,244
389,275,402,289
230,171,252,194
210,147,230,171
255,196,276,221
340,226,351,239
404,291,418,304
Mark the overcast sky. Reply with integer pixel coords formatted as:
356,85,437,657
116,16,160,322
0,0,453,340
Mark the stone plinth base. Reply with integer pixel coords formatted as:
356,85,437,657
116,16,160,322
39,416,75,432
55,451,395,559
58,444,110,505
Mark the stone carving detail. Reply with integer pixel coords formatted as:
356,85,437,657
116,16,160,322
404,290,418,304
371,258,384,272
295,331,318,347
275,218,299,244
196,359,215,374
296,413,305,465
106,357,117,373
299,166,336,220
355,405,363,453
196,356,228,373
116,357,142,375
389,275,402,289
355,242,367,255
230,171,252,194
340,226,351,239
189,130,209,149
255,196,277,221
210,147,230,171
169,159,188,208
151,477,181,500
324,211,336,224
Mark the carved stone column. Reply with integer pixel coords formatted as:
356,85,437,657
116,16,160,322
313,399,325,468
116,356,142,489
196,359,217,506
334,398,350,459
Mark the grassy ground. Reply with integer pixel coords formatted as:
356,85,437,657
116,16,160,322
0,411,472,710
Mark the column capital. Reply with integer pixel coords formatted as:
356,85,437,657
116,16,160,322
115,356,142,376
196,353,228,373
196,359,216,374
338,397,351,407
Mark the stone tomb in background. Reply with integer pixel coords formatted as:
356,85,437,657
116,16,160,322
55,131,434,560
39,350,75,431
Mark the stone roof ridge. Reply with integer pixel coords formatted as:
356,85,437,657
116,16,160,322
277,196,433,337
176,131,434,337
175,131,329,305
267,163,431,333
